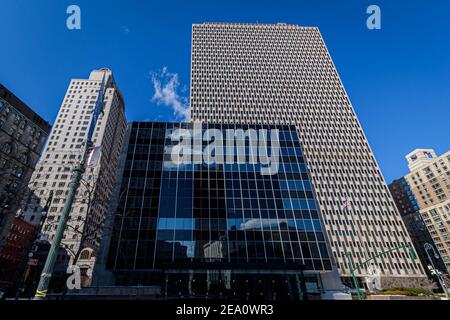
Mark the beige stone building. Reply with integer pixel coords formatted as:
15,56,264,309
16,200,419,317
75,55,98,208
404,149,450,273
190,22,425,282
21,68,127,283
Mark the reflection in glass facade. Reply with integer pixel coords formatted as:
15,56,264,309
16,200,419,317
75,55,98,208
106,122,332,299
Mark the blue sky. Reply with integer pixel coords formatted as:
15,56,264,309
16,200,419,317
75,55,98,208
0,0,449,183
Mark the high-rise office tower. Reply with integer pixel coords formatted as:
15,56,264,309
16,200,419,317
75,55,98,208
190,23,425,282
21,68,127,284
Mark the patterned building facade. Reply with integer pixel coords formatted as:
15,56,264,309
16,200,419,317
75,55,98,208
189,22,425,280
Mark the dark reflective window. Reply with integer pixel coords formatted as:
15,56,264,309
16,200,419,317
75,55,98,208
107,123,330,274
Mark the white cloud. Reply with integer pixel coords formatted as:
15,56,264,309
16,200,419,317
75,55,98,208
151,67,190,122
122,26,130,34
239,219,284,230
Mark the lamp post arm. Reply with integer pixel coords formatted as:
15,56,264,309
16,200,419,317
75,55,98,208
353,243,413,272
344,243,415,301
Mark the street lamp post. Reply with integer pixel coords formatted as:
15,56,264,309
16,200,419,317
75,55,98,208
344,252,362,300
424,242,449,300
33,165,85,299
344,243,417,300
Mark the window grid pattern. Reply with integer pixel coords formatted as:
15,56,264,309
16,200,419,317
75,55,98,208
190,23,424,277
107,122,331,272
21,69,127,261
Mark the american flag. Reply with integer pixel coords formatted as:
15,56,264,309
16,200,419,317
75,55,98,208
342,198,350,210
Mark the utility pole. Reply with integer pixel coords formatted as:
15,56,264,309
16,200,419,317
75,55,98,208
33,76,106,300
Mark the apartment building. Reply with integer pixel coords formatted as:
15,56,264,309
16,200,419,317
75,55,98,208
404,149,450,273
0,84,50,251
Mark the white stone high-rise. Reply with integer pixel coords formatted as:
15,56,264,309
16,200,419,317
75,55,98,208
190,22,425,281
22,68,127,282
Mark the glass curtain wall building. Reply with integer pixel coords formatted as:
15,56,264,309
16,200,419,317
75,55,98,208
103,122,332,299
